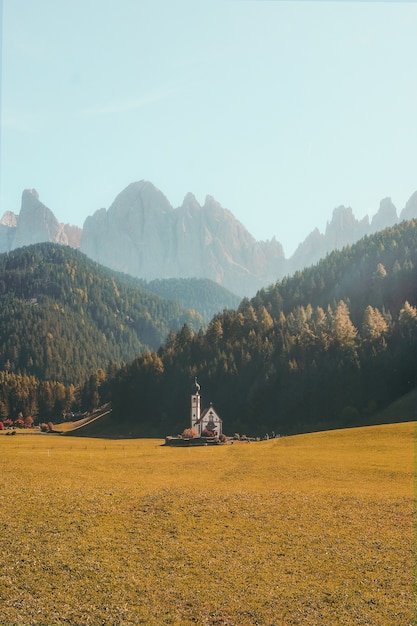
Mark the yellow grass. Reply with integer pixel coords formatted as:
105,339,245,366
0,422,415,626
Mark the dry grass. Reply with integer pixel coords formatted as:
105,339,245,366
0,422,414,625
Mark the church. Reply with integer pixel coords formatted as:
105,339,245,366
165,378,223,445
190,378,222,437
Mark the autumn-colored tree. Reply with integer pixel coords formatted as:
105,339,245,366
329,301,357,350
206,318,224,345
14,413,24,428
362,305,388,342
182,428,198,439
257,305,274,332
24,415,34,428
398,301,417,339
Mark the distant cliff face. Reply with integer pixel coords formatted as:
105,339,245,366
400,191,417,221
289,205,370,271
288,195,417,274
80,181,286,295
1,182,416,297
0,189,82,253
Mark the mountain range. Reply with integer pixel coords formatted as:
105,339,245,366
1,182,416,296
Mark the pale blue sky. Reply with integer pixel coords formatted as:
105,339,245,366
1,0,416,256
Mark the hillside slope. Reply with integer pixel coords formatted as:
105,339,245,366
106,219,417,436
0,243,204,384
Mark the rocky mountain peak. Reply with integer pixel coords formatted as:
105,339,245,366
290,227,325,269
400,191,417,221
107,180,173,216
12,189,63,249
371,197,397,232
323,206,359,252
203,195,222,211
23,188,40,201
0,211,18,227
327,205,356,229
181,193,201,212
79,182,287,294
1,189,81,251
2,181,416,297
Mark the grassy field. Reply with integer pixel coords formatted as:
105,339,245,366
0,422,415,626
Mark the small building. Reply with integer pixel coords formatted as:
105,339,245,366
165,378,223,445
191,378,222,437
193,402,223,437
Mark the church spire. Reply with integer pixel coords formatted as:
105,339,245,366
191,378,201,435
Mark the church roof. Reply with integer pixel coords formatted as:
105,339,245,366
200,405,222,422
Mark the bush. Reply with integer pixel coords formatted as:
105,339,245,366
181,428,198,439
24,415,34,428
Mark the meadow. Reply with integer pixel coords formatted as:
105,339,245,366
0,422,415,626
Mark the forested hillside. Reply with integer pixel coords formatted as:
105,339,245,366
146,278,240,321
0,222,415,431
107,220,417,436
0,243,205,386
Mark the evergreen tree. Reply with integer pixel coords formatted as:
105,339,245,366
361,305,388,342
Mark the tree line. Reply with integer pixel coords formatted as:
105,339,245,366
0,222,415,433
106,220,417,436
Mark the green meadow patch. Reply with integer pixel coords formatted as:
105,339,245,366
0,422,414,626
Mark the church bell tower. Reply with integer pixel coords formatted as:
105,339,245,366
191,378,201,435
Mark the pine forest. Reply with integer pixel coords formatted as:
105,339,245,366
0,220,416,436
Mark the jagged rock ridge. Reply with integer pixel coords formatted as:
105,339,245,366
0,189,82,251
80,181,286,295
1,183,416,296
289,195,416,272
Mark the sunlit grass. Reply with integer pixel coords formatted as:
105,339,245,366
0,422,414,625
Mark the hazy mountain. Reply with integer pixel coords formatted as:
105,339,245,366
9,189,82,250
80,181,286,296
400,190,417,221
1,182,416,297
288,196,411,273
0,211,17,252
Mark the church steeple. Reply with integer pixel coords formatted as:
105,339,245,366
191,378,201,435
194,377,200,394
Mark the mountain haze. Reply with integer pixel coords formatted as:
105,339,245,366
2,189,82,250
1,182,416,296
81,181,286,295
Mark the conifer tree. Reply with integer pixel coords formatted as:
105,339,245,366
362,305,388,342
